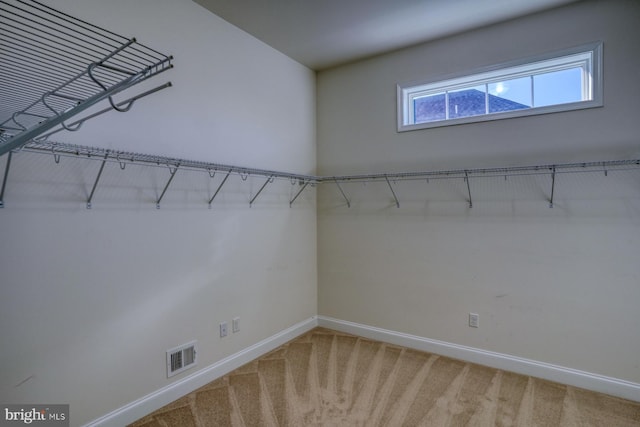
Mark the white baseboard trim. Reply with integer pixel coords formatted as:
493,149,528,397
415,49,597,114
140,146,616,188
86,314,639,426
317,316,640,403
84,316,318,427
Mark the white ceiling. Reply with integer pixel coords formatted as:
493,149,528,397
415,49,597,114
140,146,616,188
193,0,578,70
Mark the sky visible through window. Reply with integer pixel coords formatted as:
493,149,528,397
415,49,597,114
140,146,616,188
487,67,583,108
413,66,584,124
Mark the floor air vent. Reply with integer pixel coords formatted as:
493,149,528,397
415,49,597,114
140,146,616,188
166,341,197,378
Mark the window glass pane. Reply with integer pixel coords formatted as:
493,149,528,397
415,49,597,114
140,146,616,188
448,85,486,119
414,92,446,123
399,44,600,131
533,67,583,107
488,77,532,113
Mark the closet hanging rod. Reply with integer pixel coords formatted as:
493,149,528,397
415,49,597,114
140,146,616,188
13,140,640,186
3,140,638,210
323,159,640,184
0,0,173,155
18,140,321,183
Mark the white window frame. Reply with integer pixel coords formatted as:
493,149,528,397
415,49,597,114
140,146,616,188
397,42,603,132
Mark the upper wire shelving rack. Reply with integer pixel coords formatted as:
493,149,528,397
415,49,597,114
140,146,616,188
0,0,173,156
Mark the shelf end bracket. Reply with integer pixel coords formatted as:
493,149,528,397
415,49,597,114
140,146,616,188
334,178,351,208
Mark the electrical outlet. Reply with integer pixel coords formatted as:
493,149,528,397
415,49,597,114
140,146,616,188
232,317,240,333
219,321,228,337
469,313,479,328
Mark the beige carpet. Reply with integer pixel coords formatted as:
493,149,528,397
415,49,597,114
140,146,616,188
130,328,640,426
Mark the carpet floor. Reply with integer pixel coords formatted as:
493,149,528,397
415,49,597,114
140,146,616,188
130,327,640,426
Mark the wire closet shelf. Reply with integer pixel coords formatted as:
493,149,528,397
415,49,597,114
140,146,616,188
0,2,637,210
323,159,640,209
0,0,173,156
2,139,638,210
2,140,320,209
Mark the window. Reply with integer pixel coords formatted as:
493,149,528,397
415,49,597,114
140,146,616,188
397,42,602,132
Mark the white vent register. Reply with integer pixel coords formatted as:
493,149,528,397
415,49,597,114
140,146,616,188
166,341,197,378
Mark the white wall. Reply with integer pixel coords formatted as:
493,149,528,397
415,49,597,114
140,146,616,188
0,0,316,425
317,0,640,384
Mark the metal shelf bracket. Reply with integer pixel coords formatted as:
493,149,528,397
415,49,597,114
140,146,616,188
0,152,13,208
86,152,109,209
249,175,274,206
549,167,556,208
156,164,179,209
384,175,400,208
290,180,310,207
208,170,232,208
464,171,473,208
334,178,351,208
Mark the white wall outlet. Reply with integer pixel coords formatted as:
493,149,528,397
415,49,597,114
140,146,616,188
219,321,228,337
469,313,479,328
232,317,240,333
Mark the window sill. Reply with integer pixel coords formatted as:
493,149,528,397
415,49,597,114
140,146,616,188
397,99,603,133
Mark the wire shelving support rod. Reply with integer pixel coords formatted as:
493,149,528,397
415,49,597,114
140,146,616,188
332,177,351,208
86,152,108,209
464,171,472,208
0,151,12,208
250,175,274,206
384,175,400,208
549,166,556,208
208,170,232,208
290,181,311,207
156,164,179,209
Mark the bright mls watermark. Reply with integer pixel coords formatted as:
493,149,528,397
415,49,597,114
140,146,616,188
1,405,68,426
